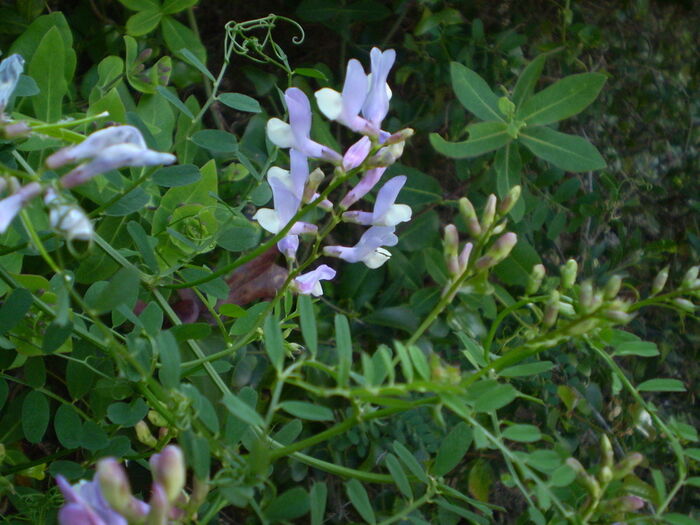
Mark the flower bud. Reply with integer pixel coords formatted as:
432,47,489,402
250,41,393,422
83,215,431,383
598,465,613,484
443,224,459,257
579,280,594,312
481,194,497,232
651,265,669,295
342,136,371,172
681,265,699,289
385,127,414,145
602,309,633,324
135,420,158,447
544,290,560,327
303,168,325,204
561,259,578,289
526,264,546,295
150,445,186,503
96,458,132,516
458,242,473,274
599,495,645,514
613,452,643,480
145,483,168,525
673,297,695,313
458,197,481,237
603,275,622,300
487,232,517,265
2,122,31,138
498,185,521,216
601,435,614,468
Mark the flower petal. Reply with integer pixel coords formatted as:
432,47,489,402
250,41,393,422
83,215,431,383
314,88,343,120
266,118,295,149
372,175,406,223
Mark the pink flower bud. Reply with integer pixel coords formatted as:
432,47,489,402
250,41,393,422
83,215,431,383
96,458,133,516
150,445,186,504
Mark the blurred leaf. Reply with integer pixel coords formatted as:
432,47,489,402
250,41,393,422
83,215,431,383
126,8,162,36
468,459,493,502
54,404,82,448
385,453,412,499
0,288,32,335
29,26,66,122
296,0,390,23
613,341,659,357
393,440,428,483
279,401,334,421
299,295,317,357
637,378,685,392
162,16,206,62
161,0,198,14
500,361,553,377
345,479,375,525
22,391,49,443
222,392,264,427
335,314,352,387
157,85,194,118
106,398,148,426
433,422,473,476
263,314,284,372
310,482,327,525
502,424,542,442
265,487,310,521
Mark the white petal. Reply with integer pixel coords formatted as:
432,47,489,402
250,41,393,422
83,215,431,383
362,247,391,269
314,88,343,120
377,204,412,226
253,208,280,233
266,118,295,148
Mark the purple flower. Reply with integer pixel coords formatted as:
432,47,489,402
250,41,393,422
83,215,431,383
266,88,342,164
339,167,387,209
324,225,398,269
342,175,412,227
149,445,186,504
56,476,129,525
46,126,146,169
0,181,42,233
293,264,336,296
0,54,24,112
361,48,396,131
315,59,378,136
342,136,372,172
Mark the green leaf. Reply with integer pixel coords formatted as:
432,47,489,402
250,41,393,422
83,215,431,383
177,48,214,81
393,341,414,383
42,322,73,353
294,67,328,81
54,404,82,448
502,424,542,442
161,16,207,63
181,429,210,479
265,487,310,521
637,378,686,392
157,330,180,389
156,85,194,118
613,341,660,357
190,129,238,153
280,401,334,421
393,440,429,483
468,459,494,501
29,26,66,122
127,221,159,273
296,0,391,23
107,398,148,426
517,73,606,126
161,0,198,14
430,121,510,158
126,8,162,36
153,164,201,187
263,314,284,372
229,302,269,336
104,187,151,217
222,392,264,427
218,92,262,113
310,482,327,525
519,126,606,172
499,361,554,377
0,288,32,334
385,453,412,499
512,53,547,108
88,267,140,314
119,0,158,10
664,514,700,525
335,314,352,387
433,422,473,476
345,479,375,525
407,344,430,380
299,295,317,357
22,391,50,443
472,382,518,412
80,421,109,451
449,61,503,121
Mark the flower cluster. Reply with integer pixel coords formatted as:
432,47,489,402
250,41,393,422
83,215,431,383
0,123,175,241
256,47,413,296
56,445,204,525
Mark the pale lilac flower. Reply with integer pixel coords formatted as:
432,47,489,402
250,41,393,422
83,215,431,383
266,88,342,164
0,54,24,112
0,181,42,233
361,48,396,131
339,167,386,209
293,264,336,296
56,476,129,525
45,189,93,241
46,125,146,169
324,225,398,269
342,176,412,227
342,136,372,172
315,59,377,136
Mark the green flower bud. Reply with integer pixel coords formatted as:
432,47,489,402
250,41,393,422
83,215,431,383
544,290,560,327
146,483,169,525
303,168,325,204
561,259,578,289
651,265,669,295
579,279,594,312
601,435,614,468
443,224,459,257
97,458,133,516
673,297,695,313
598,465,614,484
498,185,521,216
613,452,643,480
526,263,546,295
459,197,481,237
682,265,699,289
498,96,516,119
135,420,158,448
481,194,497,232
604,275,622,300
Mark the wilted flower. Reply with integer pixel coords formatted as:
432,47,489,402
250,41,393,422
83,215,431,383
293,264,336,296
267,88,342,163
324,225,398,269
46,125,176,189
0,181,42,233
342,175,412,227
0,54,24,112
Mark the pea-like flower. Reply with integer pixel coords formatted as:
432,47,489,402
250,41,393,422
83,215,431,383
0,54,24,112
342,175,412,227
324,225,398,269
362,48,396,131
56,475,134,525
293,264,337,296
45,189,94,241
267,88,342,164
46,125,176,189
339,167,387,209
342,136,372,172
0,181,42,234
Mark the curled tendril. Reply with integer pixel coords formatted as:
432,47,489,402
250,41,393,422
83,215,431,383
224,14,305,74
